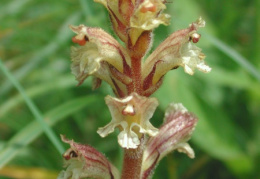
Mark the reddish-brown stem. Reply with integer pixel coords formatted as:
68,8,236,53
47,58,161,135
122,22,149,179
121,137,145,179
130,57,142,94
121,55,144,179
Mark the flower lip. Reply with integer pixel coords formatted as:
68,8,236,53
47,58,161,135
130,0,170,31
180,42,211,75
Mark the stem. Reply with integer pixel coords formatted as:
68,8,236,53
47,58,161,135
121,136,144,179
121,55,145,178
131,57,142,94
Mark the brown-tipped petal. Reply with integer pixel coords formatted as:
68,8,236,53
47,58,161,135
142,103,198,179
142,18,211,86
70,25,131,88
119,0,134,23
97,93,159,149
95,0,129,42
58,135,120,179
92,77,102,90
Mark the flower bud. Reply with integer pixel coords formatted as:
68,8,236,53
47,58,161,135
70,24,132,96
142,17,211,95
58,135,120,179
142,103,198,178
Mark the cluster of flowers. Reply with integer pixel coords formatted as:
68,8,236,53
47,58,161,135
58,0,211,178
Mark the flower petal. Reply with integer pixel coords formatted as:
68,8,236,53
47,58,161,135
58,135,120,179
97,93,159,149
180,42,211,75
130,0,170,30
142,103,198,178
142,17,211,87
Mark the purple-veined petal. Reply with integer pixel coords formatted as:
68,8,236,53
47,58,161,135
142,103,198,179
142,17,211,87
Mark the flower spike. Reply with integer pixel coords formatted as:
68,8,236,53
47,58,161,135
62,0,210,177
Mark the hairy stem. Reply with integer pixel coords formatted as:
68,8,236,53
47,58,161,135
121,136,144,179
131,56,142,94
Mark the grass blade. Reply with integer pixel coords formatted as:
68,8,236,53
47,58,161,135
0,59,64,156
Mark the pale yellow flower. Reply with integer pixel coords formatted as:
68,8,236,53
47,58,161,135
97,93,159,149
70,24,131,96
58,135,120,179
130,0,170,30
142,17,211,86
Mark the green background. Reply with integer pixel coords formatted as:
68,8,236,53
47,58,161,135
0,0,259,178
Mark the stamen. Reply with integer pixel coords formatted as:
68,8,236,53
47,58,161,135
72,34,88,46
140,2,157,13
189,33,201,43
122,104,135,116
63,149,78,160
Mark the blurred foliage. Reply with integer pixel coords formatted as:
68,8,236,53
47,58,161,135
0,0,259,179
